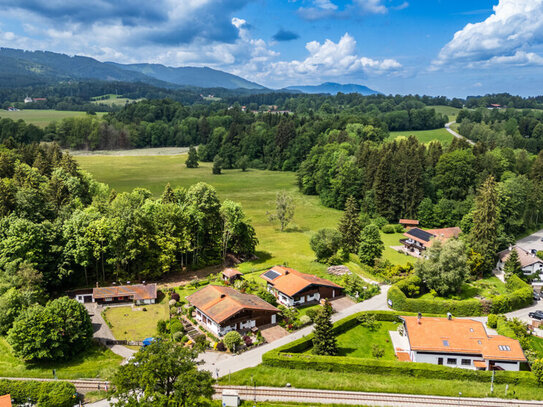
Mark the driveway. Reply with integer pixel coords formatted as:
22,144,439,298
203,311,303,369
517,228,543,252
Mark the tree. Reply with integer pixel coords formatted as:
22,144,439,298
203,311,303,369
212,154,222,174
112,340,214,407
338,196,362,253
358,224,384,266
185,146,199,168
312,302,337,356
7,297,93,362
310,228,343,263
504,248,523,279
223,331,242,352
220,200,245,262
415,239,468,296
533,359,543,386
268,191,295,232
237,155,249,172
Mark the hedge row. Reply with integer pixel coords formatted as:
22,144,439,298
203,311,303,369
387,275,532,316
264,310,536,386
0,380,76,407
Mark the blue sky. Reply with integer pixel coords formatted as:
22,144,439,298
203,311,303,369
0,0,542,97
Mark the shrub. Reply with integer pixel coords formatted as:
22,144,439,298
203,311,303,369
371,344,385,359
157,319,168,335
172,331,184,342
216,341,226,351
394,224,405,233
257,289,278,306
357,313,381,331
299,315,312,326
244,336,253,346
381,224,395,234
169,319,184,335
223,331,242,352
181,335,189,344
487,314,498,329
170,292,180,302
532,359,543,385
305,308,318,321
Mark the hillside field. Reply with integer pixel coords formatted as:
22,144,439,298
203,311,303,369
91,94,141,106
427,105,460,121
387,128,453,145
76,154,408,279
0,109,105,127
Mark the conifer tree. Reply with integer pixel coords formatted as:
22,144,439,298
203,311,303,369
504,248,523,279
161,183,175,204
312,302,337,356
212,155,222,174
185,146,199,168
358,224,384,266
338,196,362,254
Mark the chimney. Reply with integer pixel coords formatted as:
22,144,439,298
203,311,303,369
417,312,422,324
447,312,452,320
142,281,147,285
220,294,226,298
96,282,99,288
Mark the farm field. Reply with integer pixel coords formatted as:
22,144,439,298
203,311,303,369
427,105,460,121
387,128,454,145
0,337,121,379
0,109,105,127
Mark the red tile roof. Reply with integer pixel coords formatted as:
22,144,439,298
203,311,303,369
93,284,157,301
186,285,278,324
222,268,243,278
260,266,343,297
0,394,11,407
402,316,526,362
399,219,419,225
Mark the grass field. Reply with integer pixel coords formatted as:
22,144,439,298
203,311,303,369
381,232,412,266
0,109,105,127
91,94,141,106
387,128,454,145
427,105,460,122
417,277,507,301
103,302,169,342
0,337,122,379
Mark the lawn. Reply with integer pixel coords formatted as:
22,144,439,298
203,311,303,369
91,94,141,106
427,105,460,122
220,365,542,400
380,232,413,267
0,337,121,379
103,302,169,342
0,109,105,127
387,128,453,145
417,277,507,301
77,155,397,283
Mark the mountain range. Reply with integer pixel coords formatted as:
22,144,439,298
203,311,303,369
0,48,379,94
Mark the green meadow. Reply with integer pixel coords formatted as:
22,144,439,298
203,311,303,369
91,94,141,106
386,128,454,145
427,105,460,122
0,109,105,127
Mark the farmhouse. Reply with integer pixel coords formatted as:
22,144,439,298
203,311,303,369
186,285,278,337
90,283,157,305
497,246,543,280
222,268,243,283
399,219,419,229
396,316,526,371
400,227,462,256
260,266,343,307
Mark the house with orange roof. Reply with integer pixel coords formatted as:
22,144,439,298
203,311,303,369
399,219,419,229
260,266,343,307
400,227,462,256
186,285,278,336
221,268,243,284
396,315,526,371
90,283,157,305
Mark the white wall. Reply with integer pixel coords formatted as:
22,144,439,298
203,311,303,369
412,352,480,370
493,361,520,371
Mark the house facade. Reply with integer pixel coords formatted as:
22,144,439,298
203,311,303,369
260,266,343,307
186,285,278,337
397,316,526,371
90,283,157,305
400,227,462,256
497,246,543,281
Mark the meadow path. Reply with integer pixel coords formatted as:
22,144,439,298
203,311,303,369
445,121,475,145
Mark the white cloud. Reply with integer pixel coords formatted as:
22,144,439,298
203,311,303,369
297,0,404,20
354,0,387,15
433,0,543,69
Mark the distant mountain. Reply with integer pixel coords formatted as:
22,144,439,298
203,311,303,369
0,48,266,90
285,82,379,95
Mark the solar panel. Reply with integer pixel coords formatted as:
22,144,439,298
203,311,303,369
407,228,434,242
263,270,281,280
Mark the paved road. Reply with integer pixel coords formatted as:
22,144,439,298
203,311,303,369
517,229,543,252
445,121,475,145
198,286,390,378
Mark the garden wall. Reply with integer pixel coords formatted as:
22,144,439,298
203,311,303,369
387,275,532,316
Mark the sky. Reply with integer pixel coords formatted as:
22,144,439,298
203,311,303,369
0,0,542,97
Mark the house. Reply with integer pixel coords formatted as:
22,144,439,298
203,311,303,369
399,219,419,229
400,227,462,256
32,97,47,102
487,103,504,109
91,283,157,305
260,266,343,307
397,316,526,371
24,96,33,103
0,394,11,407
186,285,278,337
497,246,543,281
222,268,243,283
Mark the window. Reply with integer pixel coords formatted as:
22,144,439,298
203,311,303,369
447,358,457,365
442,340,450,347
461,359,471,366
498,345,511,351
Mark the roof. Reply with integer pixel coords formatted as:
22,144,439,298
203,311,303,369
0,394,11,407
93,284,157,301
473,360,487,368
222,268,243,278
399,219,419,225
403,227,462,248
260,266,343,297
402,316,526,362
186,285,278,324
498,246,543,268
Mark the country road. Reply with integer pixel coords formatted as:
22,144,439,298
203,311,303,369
445,121,475,145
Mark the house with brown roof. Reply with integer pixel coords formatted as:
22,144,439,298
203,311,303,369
400,227,462,256
222,268,243,284
399,219,419,229
186,285,278,337
260,266,343,307
91,283,157,305
497,246,543,280
396,316,526,371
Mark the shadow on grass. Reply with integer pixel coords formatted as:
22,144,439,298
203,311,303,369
283,224,309,233
337,347,358,357
248,251,273,266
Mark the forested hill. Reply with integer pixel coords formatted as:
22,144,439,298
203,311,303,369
285,82,379,95
0,48,265,90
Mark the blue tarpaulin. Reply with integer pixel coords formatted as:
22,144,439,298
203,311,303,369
142,337,155,347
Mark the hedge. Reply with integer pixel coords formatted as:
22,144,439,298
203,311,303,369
264,310,536,386
387,274,532,316
0,380,76,407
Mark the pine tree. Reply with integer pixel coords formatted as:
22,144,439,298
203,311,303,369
338,196,362,254
212,155,222,175
504,248,523,279
185,146,199,168
358,224,384,266
162,183,175,204
312,303,337,356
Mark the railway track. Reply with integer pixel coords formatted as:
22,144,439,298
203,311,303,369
215,385,543,407
0,377,110,393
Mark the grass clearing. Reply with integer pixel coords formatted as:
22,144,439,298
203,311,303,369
0,109,105,127
380,232,413,267
104,302,169,342
91,94,141,106
0,337,121,379
417,277,508,301
387,128,453,145
427,105,460,121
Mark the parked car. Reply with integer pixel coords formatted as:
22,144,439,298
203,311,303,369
534,291,541,301
528,310,543,320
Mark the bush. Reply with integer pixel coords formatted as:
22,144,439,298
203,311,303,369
243,336,253,346
0,379,76,407
487,313,498,329
181,335,189,344
170,292,180,302
299,315,312,326
381,225,395,234
223,331,242,352
157,319,168,335
394,224,405,233
216,341,226,351
305,308,318,321
371,344,385,359
310,228,343,264
257,289,278,306
169,319,184,335
172,331,184,342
